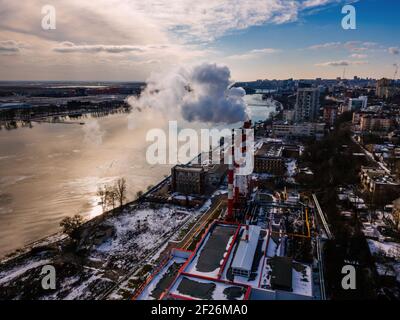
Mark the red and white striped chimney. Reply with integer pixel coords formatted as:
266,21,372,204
244,225,249,242
226,129,235,221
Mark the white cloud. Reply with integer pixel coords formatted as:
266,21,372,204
308,42,341,50
309,41,378,52
316,60,368,67
0,0,352,79
227,48,280,60
0,0,345,44
302,0,334,9
53,42,145,54
350,53,368,59
0,40,28,54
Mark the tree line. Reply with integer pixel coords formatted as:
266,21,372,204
97,177,127,212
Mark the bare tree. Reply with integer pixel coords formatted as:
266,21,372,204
107,185,117,210
97,185,108,212
115,178,127,208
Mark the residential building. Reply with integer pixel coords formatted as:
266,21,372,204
323,105,338,126
376,78,392,98
359,115,392,132
360,166,400,198
272,122,325,139
282,109,295,122
376,78,400,99
294,88,320,122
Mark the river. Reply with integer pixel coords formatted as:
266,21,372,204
0,94,275,257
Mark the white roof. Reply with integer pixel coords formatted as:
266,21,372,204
231,225,261,272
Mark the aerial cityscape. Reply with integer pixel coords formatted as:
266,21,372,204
0,0,400,307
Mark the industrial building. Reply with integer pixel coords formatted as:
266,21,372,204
134,121,321,301
254,142,286,175
135,216,316,300
171,163,227,196
231,225,261,278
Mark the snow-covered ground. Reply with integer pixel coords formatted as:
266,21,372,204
367,239,400,284
367,239,400,259
286,159,297,178
0,258,51,286
95,206,188,255
292,262,312,297
260,258,272,289
137,256,187,300
0,202,192,300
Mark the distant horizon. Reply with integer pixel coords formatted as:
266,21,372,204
0,76,389,84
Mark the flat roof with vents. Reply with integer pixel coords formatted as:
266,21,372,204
231,225,261,275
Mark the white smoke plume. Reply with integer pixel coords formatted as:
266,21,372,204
126,63,248,126
83,120,105,146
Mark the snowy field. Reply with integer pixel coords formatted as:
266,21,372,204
0,203,192,299
367,239,400,259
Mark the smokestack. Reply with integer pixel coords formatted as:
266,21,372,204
236,120,252,197
242,127,246,158
220,137,224,165
226,130,235,222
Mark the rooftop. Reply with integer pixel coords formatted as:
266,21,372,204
231,225,261,273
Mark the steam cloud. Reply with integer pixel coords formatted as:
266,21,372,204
127,63,248,124
83,120,104,146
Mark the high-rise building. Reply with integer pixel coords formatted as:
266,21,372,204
376,78,393,98
294,88,320,122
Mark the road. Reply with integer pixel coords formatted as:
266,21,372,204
169,195,226,250
351,135,390,174
312,193,333,240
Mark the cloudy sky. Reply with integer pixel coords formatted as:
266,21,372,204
0,0,399,81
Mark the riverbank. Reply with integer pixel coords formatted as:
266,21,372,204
0,173,227,300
